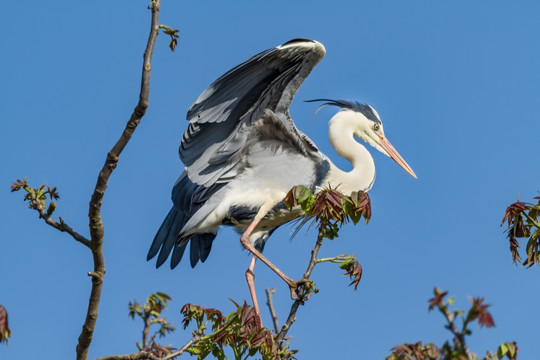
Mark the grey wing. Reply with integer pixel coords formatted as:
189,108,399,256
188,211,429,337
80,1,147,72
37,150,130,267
149,39,326,269
180,38,326,187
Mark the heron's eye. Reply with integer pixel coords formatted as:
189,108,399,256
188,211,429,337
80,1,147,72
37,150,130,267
373,123,380,131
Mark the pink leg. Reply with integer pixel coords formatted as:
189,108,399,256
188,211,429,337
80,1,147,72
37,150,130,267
240,217,299,299
245,255,262,325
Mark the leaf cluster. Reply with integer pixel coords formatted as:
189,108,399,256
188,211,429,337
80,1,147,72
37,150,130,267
285,186,370,290
284,185,371,240
11,177,60,216
388,341,441,360
317,254,363,290
430,288,495,350
181,301,296,360
501,195,540,267
129,292,175,351
0,305,11,345
159,25,180,51
339,257,363,290
388,288,516,360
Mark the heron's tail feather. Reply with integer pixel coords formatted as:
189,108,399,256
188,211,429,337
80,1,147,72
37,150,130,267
189,232,216,268
148,206,218,269
147,206,187,269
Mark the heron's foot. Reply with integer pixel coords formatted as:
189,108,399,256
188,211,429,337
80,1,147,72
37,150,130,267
288,278,316,302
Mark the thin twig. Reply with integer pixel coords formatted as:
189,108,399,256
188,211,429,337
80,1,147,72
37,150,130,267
26,192,91,248
265,288,280,334
162,335,201,360
439,305,471,358
275,231,325,346
95,334,201,360
76,2,162,359
96,352,160,360
524,212,540,229
142,315,151,350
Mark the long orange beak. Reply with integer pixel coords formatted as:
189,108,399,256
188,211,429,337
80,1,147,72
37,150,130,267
380,137,417,179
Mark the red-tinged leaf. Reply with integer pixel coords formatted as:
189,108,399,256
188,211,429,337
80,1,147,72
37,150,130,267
510,237,521,264
428,288,448,311
181,303,194,329
47,186,60,200
326,190,343,206
180,303,190,314
169,38,177,52
241,305,253,326
351,191,371,222
149,343,176,357
11,178,25,192
284,186,298,208
0,305,11,344
251,330,267,346
340,259,363,290
478,310,495,328
388,341,441,360
469,297,495,328
502,200,529,227
11,178,31,192
204,308,213,317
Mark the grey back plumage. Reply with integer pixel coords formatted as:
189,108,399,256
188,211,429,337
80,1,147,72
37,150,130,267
148,39,327,269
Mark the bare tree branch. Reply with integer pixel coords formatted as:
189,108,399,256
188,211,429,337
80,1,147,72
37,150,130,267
265,288,280,334
95,334,201,360
76,2,163,359
161,336,201,360
96,352,161,360
142,316,151,350
275,230,325,346
25,191,91,248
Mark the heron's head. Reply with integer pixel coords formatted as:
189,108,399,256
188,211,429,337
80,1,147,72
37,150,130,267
307,99,417,179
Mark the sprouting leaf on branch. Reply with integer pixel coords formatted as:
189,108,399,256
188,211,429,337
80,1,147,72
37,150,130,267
387,341,441,360
128,292,175,351
10,177,28,192
398,288,508,360
466,297,495,328
129,292,173,322
318,254,363,290
149,343,177,358
339,258,363,290
11,178,61,216
497,342,519,360
287,186,370,291
180,303,226,332
181,301,297,360
285,185,371,240
159,25,180,51
428,288,448,311
0,305,11,345
344,190,372,224
501,195,540,267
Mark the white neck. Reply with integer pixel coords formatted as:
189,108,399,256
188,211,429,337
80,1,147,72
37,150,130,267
322,113,376,194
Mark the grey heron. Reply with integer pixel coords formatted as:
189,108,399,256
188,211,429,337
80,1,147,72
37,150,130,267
148,38,416,317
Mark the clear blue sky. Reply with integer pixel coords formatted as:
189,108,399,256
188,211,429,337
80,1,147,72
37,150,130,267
2,1,540,359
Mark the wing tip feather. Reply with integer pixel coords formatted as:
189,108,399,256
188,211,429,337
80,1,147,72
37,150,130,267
278,38,326,56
